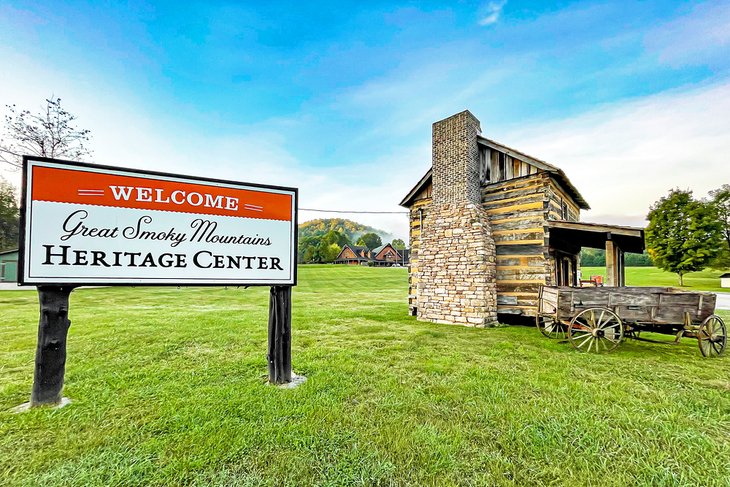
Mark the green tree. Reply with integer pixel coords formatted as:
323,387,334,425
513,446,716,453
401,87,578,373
1,97,92,168
297,236,319,263
0,179,19,251
391,238,406,249
322,230,350,247
709,184,730,269
298,218,387,243
356,232,382,249
580,248,605,266
317,241,341,263
302,246,317,264
646,189,722,286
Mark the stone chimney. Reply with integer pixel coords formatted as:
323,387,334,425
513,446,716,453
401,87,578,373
432,110,483,205
417,111,499,326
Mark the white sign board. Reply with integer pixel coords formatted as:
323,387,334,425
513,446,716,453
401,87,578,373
19,158,297,286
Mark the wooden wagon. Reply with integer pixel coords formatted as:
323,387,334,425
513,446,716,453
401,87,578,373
536,286,727,357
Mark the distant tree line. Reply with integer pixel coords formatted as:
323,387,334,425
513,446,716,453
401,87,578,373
580,248,653,267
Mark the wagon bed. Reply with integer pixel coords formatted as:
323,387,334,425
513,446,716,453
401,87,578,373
536,286,726,357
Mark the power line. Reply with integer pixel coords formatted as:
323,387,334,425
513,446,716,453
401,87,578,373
300,208,408,214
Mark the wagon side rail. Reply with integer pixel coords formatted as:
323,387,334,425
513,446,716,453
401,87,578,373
535,285,565,338
536,285,560,317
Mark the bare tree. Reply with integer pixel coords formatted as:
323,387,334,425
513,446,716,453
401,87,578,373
0,97,92,168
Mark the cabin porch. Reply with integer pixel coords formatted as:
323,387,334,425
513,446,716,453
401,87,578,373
547,221,645,288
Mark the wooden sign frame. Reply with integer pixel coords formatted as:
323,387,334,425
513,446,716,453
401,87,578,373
19,156,298,287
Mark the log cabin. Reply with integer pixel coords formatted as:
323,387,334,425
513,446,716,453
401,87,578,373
400,110,644,326
334,243,410,266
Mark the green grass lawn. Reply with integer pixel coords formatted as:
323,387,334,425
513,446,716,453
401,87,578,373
582,266,729,293
1,265,728,486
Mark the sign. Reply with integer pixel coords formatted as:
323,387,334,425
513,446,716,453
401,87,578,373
19,157,297,286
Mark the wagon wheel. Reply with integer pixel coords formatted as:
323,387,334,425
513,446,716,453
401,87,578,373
536,314,566,339
568,308,624,353
698,315,727,358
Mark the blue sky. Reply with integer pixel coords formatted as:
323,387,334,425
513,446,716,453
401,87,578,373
1,1,729,239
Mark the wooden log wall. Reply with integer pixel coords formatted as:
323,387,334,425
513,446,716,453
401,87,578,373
407,184,432,314
545,180,580,222
482,173,553,316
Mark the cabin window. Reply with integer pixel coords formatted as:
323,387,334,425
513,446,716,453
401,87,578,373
498,152,505,181
561,200,568,220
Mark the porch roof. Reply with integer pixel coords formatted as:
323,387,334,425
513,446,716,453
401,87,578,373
547,220,645,253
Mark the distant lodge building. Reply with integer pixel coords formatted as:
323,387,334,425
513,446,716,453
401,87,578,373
334,243,410,266
400,110,644,326
0,248,18,282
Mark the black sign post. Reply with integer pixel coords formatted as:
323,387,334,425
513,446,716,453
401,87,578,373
31,285,75,406
267,286,292,384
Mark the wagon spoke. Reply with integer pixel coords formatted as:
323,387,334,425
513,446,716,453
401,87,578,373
571,321,590,332
572,329,592,340
574,333,593,348
572,327,591,336
596,310,606,328
575,337,594,352
575,333,592,344
603,334,620,344
588,310,597,327
603,337,615,350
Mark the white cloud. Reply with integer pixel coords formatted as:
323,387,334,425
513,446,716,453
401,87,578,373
644,1,730,68
503,80,730,226
478,1,507,26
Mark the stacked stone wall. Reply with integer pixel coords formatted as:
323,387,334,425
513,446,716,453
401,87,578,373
417,203,498,326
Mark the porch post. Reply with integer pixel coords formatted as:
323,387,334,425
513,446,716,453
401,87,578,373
605,238,616,286
605,237,624,287
618,248,625,286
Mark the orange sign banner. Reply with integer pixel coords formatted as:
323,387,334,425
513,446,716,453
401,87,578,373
31,165,292,222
